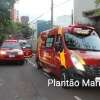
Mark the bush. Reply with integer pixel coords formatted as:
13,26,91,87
0,34,6,45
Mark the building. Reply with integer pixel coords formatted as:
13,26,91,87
33,20,51,39
83,3,100,34
60,0,96,24
21,16,29,25
16,10,20,22
73,0,96,24
55,15,72,27
32,20,51,50
55,0,96,27
10,6,20,22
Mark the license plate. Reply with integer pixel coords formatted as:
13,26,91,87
26,52,30,56
95,77,100,82
9,55,15,58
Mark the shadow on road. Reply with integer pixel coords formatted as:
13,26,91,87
0,62,24,67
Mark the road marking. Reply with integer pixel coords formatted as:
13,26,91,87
33,96,48,100
27,59,37,68
27,59,51,78
0,79,4,87
74,96,82,100
43,72,50,78
15,95,23,100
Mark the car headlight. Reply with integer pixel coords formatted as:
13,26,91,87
0,51,6,55
71,54,85,71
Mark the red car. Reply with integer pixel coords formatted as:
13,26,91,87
0,41,25,65
22,46,33,58
19,40,33,58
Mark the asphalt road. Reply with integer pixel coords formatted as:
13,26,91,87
0,56,100,100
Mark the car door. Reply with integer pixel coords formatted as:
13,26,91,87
53,34,63,77
42,35,54,72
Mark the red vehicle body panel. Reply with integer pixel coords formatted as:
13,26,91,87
36,24,100,79
0,54,24,61
0,40,25,62
22,48,33,58
0,48,24,61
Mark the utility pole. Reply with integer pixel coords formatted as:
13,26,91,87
51,0,54,28
72,9,74,25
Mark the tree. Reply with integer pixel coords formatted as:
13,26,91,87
0,0,33,40
21,24,34,38
0,0,18,41
5,21,18,34
0,0,17,22
0,0,18,29
96,0,100,4
5,22,34,39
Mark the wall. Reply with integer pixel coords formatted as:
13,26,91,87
73,0,96,24
32,20,51,50
56,15,72,27
95,18,100,36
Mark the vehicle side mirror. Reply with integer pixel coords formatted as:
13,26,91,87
54,42,63,52
22,44,32,49
22,46,26,49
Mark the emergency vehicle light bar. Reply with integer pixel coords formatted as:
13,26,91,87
74,28,90,35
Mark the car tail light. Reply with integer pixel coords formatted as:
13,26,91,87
0,50,6,55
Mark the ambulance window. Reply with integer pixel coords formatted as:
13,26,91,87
45,36,54,48
64,33,100,51
55,35,61,43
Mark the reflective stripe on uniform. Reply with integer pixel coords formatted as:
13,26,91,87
60,50,66,67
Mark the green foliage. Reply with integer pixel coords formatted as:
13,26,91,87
0,0,33,39
5,22,34,38
0,0,17,21
0,0,17,9
20,24,34,38
0,0,18,42
95,9,100,16
0,34,6,43
96,0,100,4
5,21,16,34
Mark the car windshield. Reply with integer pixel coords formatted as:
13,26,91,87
24,44,32,48
64,33,100,51
1,42,21,49
20,42,27,47
20,42,32,48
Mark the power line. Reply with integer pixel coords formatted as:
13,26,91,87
51,0,53,28
54,0,70,8
29,0,71,24
29,8,51,24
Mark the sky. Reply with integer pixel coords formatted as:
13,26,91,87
15,0,73,22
